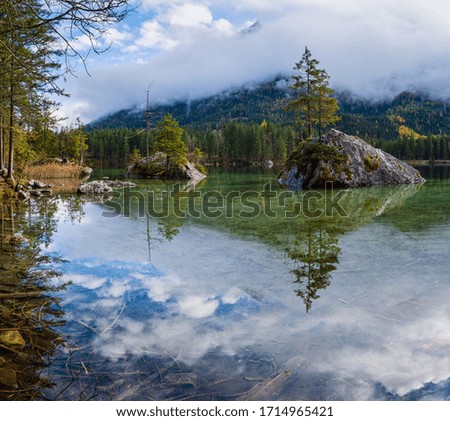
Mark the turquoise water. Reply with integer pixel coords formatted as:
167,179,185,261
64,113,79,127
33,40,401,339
7,167,450,400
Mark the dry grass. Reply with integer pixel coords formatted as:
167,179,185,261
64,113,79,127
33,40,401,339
25,162,83,179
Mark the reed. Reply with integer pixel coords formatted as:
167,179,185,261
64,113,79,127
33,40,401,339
25,162,83,179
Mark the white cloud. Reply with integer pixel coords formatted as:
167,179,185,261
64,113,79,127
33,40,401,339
105,27,133,46
213,18,236,36
62,273,108,290
70,34,94,52
178,295,219,318
134,20,178,50
167,3,213,27
57,0,450,124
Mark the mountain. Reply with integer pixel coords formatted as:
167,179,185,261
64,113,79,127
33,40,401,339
89,78,450,140
88,78,291,130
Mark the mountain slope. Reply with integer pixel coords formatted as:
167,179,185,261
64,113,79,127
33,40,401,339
89,78,450,140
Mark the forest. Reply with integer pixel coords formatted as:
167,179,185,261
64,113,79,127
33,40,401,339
87,121,298,168
1,1,449,178
86,116,450,168
0,0,130,184
87,79,450,168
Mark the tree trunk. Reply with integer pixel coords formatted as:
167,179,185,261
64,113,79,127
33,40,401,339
0,116,4,171
8,76,14,178
7,68,14,180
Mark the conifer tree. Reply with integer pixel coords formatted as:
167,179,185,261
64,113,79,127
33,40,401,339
153,114,187,168
0,0,132,180
287,47,340,139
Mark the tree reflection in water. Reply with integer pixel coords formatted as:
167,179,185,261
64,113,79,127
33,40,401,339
286,228,341,312
0,201,67,400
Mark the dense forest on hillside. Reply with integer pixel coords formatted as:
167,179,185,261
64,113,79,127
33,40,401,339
90,79,450,136
86,81,450,167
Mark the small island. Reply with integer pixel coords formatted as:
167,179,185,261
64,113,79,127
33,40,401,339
278,129,426,189
126,114,206,184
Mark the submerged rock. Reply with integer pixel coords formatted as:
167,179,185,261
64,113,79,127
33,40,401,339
0,368,18,388
262,159,274,169
126,152,206,184
278,129,425,189
0,330,26,349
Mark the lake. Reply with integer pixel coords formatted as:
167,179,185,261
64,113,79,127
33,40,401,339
1,165,449,400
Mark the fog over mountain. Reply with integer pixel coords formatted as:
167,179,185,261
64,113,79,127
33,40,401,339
57,0,450,124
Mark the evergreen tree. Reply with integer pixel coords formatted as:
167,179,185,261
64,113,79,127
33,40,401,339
0,0,62,178
286,47,340,139
153,114,187,167
0,0,132,180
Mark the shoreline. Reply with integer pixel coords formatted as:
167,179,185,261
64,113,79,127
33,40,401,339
406,160,450,166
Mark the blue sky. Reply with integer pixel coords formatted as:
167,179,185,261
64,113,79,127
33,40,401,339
57,0,450,124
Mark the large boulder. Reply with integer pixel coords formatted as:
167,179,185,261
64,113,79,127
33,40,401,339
278,129,425,189
126,152,206,184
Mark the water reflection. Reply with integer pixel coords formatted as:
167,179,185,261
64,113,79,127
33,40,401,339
0,202,66,400
5,170,450,400
287,229,340,312
415,164,449,179
101,180,423,314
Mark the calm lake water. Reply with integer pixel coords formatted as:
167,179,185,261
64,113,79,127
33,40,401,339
3,165,450,400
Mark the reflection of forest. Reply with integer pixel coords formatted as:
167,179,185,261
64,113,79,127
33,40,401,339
107,180,424,311
0,201,67,400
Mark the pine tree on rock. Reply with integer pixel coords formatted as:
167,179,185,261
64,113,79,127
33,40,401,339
153,114,187,169
287,47,340,140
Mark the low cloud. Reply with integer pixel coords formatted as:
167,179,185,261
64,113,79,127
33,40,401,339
57,0,450,123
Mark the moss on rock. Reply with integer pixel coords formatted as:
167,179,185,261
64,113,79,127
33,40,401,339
363,154,381,172
287,141,348,173
285,141,350,186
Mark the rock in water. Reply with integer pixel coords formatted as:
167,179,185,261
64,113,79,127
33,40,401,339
0,368,18,388
278,129,425,189
0,330,26,349
126,152,206,184
77,180,138,195
77,180,114,195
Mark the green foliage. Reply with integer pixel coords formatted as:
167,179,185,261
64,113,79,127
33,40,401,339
87,120,296,167
373,135,450,161
90,79,450,148
286,141,348,175
286,47,340,139
86,127,147,168
129,148,142,164
0,0,62,178
0,0,132,179
187,148,206,174
153,114,187,167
